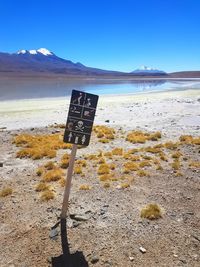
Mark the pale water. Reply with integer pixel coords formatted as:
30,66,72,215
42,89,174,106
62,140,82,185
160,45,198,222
0,78,200,101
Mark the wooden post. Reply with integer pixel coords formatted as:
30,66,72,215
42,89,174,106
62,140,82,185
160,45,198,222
60,144,78,219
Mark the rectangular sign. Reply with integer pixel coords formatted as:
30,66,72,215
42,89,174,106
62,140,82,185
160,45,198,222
63,90,99,146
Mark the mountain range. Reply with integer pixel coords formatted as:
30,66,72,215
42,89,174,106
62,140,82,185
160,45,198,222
0,48,199,78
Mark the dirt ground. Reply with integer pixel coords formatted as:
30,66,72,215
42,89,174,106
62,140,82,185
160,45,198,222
0,123,199,267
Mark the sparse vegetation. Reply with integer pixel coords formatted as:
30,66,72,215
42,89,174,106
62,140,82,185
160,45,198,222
98,163,110,175
42,169,63,182
140,203,163,220
93,125,115,141
35,182,50,192
13,133,72,160
40,190,55,201
0,187,13,197
79,184,91,190
126,130,162,144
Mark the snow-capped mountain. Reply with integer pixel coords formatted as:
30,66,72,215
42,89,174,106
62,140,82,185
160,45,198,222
0,49,168,77
17,48,54,56
133,65,166,75
0,48,120,76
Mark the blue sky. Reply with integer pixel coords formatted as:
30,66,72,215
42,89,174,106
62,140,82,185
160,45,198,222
0,0,200,72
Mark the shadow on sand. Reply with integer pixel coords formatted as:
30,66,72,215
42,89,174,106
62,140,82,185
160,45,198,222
52,218,89,267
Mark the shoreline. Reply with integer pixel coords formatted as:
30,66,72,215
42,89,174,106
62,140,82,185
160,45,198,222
0,88,199,133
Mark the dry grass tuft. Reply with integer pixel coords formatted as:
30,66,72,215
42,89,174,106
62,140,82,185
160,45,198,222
35,182,50,192
171,160,181,170
189,161,200,168
36,167,44,176
137,170,149,177
98,163,110,175
44,161,56,170
59,177,66,187
112,148,123,156
13,133,73,160
171,151,182,159
118,182,130,189
79,184,91,190
145,146,162,154
0,187,13,197
40,190,55,201
42,169,63,182
74,165,83,174
123,162,139,172
164,141,179,150
103,182,111,188
139,160,151,168
126,130,161,144
141,203,163,220
76,159,87,167
93,125,115,141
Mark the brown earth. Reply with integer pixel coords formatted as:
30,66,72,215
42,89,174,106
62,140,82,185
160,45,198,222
0,126,200,267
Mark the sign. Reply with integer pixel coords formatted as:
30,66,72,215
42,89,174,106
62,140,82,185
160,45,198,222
63,90,99,146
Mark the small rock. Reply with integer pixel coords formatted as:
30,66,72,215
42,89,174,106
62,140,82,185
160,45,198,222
49,228,59,240
139,246,146,253
70,214,89,221
47,257,52,263
0,162,3,167
105,120,110,123
129,256,134,261
91,255,99,264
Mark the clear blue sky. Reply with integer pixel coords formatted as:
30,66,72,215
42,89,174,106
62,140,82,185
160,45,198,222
0,0,200,72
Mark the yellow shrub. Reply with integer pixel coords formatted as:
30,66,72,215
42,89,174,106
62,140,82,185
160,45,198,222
42,169,63,182
99,138,110,143
189,161,200,168
164,141,179,150
103,182,110,188
36,167,44,176
13,133,70,160
44,161,56,170
98,164,110,175
137,170,149,177
79,184,91,190
98,157,106,164
0,187,13,197
171,151,182,159
74,165,83,174
139,160,151,168
76,159,87,167
145,146,161,154
119,182,130,189
171,160,181,170
40,190,55,201
141,203,162,220
59,178,66,187
104,151,113,158
35,182,50,192
60,159,69,169
124,162,139,171
109,163,116,170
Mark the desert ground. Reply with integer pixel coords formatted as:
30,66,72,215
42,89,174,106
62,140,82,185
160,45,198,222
0,89,200,267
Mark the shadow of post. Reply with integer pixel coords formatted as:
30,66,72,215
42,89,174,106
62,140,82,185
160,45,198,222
52,218,89,267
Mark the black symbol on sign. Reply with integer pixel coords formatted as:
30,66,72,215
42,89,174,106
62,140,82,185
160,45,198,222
72,92,84,105
85,98,92,107
67,122,73,131
75,121,84,132
82,135,86,145
75,136,79,144
68,132,73,142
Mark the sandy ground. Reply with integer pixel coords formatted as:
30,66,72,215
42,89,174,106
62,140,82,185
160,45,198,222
0,89,200,267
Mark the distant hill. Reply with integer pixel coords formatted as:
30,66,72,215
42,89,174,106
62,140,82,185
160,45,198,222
132,65,166,75
0,48,199,79
169,71,200,78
